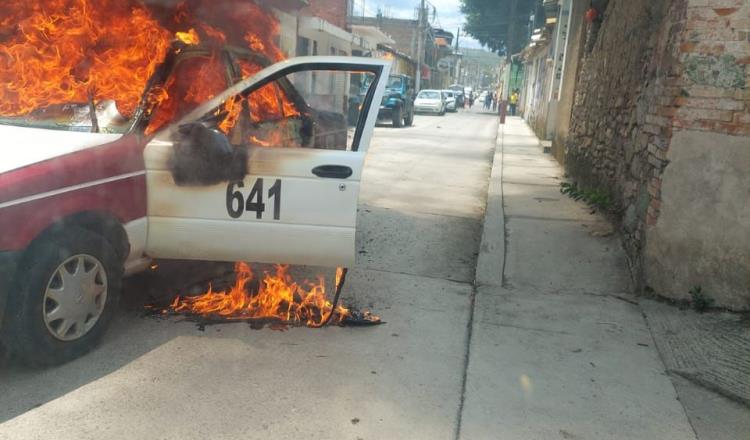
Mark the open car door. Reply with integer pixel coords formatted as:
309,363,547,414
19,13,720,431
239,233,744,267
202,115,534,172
143,56,390,267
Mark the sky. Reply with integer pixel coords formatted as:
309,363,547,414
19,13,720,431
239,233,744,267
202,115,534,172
352,0,486,50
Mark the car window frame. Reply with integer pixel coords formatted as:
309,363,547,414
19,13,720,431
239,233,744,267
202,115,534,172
134,47,235,136
171,58,386,152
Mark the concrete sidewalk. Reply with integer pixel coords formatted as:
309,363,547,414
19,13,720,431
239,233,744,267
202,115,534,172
460,117,696,439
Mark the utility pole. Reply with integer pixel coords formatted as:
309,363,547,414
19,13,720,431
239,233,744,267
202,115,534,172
415,0,425,91
455,27,462,84
507,0,517,62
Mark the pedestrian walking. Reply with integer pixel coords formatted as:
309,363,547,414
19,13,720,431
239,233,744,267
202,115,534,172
509,89,519,116
492,92,498,112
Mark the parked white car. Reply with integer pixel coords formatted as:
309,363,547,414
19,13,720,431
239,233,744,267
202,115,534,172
414,90,445,116
442,90,457,112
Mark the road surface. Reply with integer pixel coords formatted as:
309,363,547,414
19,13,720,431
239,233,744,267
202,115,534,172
0,108,498,439
0,110,708,440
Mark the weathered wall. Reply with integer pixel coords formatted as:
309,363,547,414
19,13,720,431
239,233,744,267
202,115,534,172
645,130,750,309
300,0,348,29
643,0,750,309
550,0,587,164
355,16,419,59
565,0,750,309
524,44,554,139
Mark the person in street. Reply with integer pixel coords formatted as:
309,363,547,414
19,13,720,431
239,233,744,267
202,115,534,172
509,89,519,116
492,92,498,112
468,91,474,108
485,92,493,111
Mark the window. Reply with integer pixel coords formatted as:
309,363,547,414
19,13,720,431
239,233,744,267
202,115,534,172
202,68,377,151
387,76,403,89
296,37,310,57
246,70,375,150
418,91,440,99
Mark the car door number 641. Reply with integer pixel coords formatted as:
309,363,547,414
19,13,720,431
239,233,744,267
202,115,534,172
226,179,281,220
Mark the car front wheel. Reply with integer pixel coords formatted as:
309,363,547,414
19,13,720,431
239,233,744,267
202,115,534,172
3,227,122,366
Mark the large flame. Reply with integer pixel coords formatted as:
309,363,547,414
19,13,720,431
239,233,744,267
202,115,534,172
0,0,171,118
168,263,351,326
142,1,294,135
1,0,290,132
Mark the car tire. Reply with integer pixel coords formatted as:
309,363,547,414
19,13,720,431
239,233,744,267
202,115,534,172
392,106,403,128
404,109,414,126
3,227,122,366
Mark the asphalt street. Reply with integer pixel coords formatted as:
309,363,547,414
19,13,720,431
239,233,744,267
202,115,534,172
0,107,499,439
0,110,709,440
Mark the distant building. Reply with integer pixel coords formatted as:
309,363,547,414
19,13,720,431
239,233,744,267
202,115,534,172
348,15,443,89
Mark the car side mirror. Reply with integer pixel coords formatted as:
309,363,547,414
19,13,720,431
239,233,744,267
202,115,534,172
169,123,247,186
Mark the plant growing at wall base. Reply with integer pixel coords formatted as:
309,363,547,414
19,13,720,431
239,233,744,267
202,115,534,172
689,286,714,313
560,182,612,212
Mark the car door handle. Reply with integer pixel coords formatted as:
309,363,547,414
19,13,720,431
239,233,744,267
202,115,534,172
312,165,353,179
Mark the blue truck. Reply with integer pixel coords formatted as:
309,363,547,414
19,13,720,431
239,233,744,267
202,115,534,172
376,74,416,128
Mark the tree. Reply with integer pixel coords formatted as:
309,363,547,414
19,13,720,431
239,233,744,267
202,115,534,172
461,0,540,57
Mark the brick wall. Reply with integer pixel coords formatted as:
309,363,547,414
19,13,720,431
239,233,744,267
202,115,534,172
565,0,750,309
645,0,750,224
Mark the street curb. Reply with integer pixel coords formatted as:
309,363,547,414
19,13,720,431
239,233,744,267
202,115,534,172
474,122,506,288
456,120,505,440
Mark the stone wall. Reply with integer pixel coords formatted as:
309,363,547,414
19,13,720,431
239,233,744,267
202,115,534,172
565,0,750,309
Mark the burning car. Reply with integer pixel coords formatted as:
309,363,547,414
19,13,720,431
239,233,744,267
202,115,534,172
0,1,391,365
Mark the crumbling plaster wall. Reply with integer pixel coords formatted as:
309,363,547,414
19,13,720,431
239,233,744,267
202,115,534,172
550,0,588,165
644,0,750,309
565,0,750,309
645,130,750,309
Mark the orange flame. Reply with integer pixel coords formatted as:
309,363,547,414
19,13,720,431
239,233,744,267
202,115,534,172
2,0,291,136
199,23,227,44
144,1,293,136
0,0,171,118
145,51,229,135
169,263,351,326
175,28,200,45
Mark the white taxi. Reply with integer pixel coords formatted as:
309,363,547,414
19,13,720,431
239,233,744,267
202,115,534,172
0,49,390,365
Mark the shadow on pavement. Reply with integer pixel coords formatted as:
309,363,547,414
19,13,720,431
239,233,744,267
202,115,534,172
0,260,233,423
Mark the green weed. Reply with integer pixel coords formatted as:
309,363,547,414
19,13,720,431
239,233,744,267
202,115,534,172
689,286,714,313
560,182,612,211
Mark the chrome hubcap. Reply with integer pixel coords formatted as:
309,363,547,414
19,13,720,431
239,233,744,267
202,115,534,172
43,254,107,341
